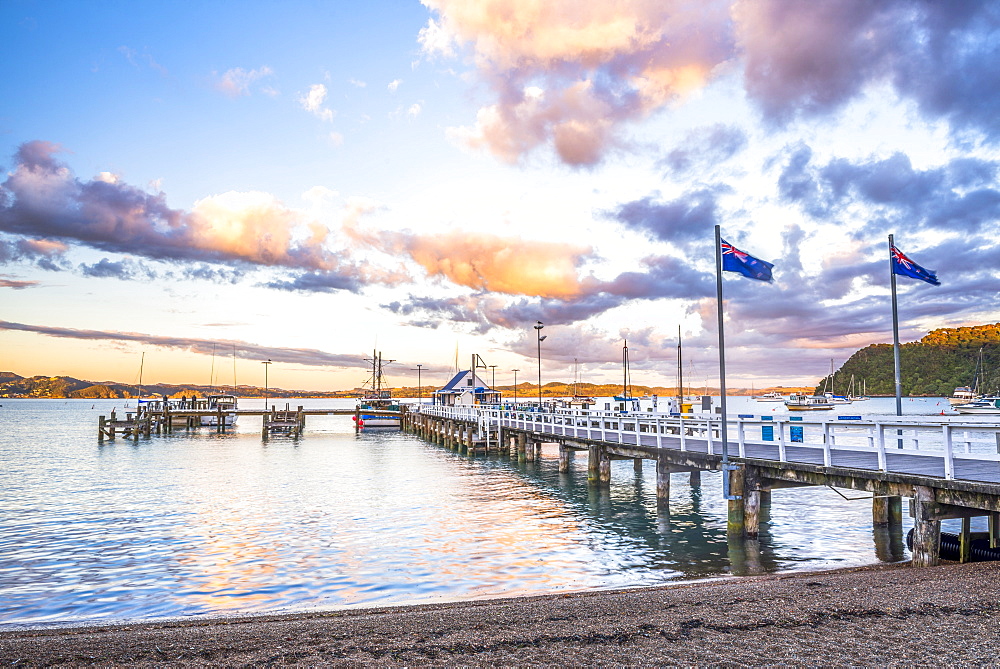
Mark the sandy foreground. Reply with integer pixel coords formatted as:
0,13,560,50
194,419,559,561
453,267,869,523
2,561,999,666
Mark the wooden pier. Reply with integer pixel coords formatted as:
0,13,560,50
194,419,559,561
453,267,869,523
97,400,402,441
404,404,1000,568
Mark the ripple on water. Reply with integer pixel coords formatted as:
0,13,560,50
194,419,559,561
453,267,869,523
0,398,916,627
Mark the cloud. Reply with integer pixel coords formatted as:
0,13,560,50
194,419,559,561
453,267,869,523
388,79,402,92
609,187,725,245
776,146,1000,233
408,103,422,116
0,276,38,289
299,84,335,121
119,46,169,76
0,141,371,288
349,78,367,88
79,258,157,280
423,0,1000,165
662,124,747,175
423,0,732,165
0,320,377,369
215,66,274,97
348,224,593,298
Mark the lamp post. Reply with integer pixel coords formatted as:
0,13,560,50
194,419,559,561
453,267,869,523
512,369,519,404
534,321,546,409
261,359,272,411
412,364,423,404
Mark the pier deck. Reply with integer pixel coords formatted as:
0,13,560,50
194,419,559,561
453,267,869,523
409,404,1000,568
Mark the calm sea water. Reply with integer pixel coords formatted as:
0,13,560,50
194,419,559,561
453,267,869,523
0,396,957,628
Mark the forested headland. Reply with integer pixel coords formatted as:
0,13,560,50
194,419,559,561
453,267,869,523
813,323,1000,397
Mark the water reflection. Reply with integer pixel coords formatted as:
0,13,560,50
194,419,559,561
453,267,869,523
0,399,913,628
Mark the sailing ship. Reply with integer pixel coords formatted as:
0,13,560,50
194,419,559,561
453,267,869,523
356,350,401,428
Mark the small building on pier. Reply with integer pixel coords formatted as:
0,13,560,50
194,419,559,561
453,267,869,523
433,370,501,406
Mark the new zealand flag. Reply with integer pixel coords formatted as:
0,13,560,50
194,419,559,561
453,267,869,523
721,238,774,282
891,245,940,286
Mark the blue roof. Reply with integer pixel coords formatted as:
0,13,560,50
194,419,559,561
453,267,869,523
439,370,467,392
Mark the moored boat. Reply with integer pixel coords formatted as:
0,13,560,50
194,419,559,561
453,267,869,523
954,396,1000,415
950,386,979,406
755,391,785,402
356,350,401,428
784,394,836,411
201,394,238,426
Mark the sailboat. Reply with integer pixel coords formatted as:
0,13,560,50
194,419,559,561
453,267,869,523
847,375,870,401
569,358,595,406
613,340,640,412
357,350,401,427
822,359,852,404
950,347,984,405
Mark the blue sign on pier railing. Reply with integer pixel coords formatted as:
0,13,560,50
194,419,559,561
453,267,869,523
838,415,862,420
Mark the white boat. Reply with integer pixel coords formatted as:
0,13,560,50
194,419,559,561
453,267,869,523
950,386,979,406
356,350,401,428
201,394,238,426
755,391,785,402
784,394,836,411
823,392,853,405
954,396,1000,415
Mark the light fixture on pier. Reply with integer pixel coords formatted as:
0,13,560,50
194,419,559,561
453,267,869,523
261,359,272,411
512,369,520,403
412,364,423,404
534,321,546,408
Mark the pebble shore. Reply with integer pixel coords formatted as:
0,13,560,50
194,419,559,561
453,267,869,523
3,561,999,666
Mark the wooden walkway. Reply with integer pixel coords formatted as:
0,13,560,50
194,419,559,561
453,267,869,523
408,405,1000,568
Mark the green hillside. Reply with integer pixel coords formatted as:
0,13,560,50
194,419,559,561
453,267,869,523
813,323,1000,397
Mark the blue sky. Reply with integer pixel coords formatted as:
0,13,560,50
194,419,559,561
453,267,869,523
1,0,998,392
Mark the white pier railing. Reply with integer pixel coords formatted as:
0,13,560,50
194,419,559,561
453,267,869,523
414,404,1000,483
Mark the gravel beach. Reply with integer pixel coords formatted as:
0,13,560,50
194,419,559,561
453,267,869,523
3,561,999,666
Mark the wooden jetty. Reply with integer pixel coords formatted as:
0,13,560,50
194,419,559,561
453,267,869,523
403,404,1000,568
97,400,401,441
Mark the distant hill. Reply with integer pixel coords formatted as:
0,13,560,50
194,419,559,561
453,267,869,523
813,323,1000,397
0,372,811,399
0,374,358,399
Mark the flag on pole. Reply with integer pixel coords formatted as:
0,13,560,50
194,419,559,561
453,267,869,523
720,238,774,282
890,245,940,286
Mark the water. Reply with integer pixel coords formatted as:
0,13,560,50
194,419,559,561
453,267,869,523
0,397,950,628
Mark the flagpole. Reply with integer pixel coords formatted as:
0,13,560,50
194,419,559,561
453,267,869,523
714,225,732,498
889,234,903,418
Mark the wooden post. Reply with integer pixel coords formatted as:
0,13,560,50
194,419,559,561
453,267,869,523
598,447,611,483
888,496,903,525
98,415,106,442
633,458,643,473
587,444,600,482
517,433,527,462
689,470,701,487
727,466,746,536
656,454,670,504
873,496,890,525
525,438,535,462
558,444,571,472
991,512,1000,549
911,485,940,567
354,406,360,433
465,424,474,453
959,516,972,563
744,466,760,539
534,440,542,460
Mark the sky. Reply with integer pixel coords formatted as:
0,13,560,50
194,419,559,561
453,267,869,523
1,0,999,393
